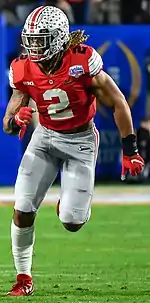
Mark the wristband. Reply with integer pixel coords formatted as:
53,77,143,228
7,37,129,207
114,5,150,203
8,117,21,135
122,134,138,156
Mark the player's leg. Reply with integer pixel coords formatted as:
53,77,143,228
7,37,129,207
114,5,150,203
8,125,60,296
58,125,99,232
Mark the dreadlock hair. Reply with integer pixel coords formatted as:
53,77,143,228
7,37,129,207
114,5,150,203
67,29,89,49
47,30,89,74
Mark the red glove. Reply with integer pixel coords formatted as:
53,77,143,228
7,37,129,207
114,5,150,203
121,153,144,181
14,107,33,140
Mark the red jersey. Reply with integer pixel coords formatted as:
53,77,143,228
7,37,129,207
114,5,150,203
9,44,103,131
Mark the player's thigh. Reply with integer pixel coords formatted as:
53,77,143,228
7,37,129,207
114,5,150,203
59,126,99,224
59,159,95,224
15,126,60,213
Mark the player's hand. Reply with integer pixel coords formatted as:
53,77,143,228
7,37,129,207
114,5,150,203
14,107,33,127
121,153,144,181
14,107,35,140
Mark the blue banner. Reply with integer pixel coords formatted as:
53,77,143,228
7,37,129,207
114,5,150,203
0,15,7,107
1,25,150,184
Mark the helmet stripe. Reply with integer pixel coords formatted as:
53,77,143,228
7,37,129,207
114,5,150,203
29,6,45,30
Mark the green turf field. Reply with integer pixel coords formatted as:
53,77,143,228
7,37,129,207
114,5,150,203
1,205,150,302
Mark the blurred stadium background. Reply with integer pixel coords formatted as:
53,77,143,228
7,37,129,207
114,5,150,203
1,1,150,302
1,0,150,200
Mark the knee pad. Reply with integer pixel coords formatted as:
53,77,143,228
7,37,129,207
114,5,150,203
59,207,91,224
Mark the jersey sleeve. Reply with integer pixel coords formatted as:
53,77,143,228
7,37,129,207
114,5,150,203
9,58,27,92
87,46,103,77
9,65,16,89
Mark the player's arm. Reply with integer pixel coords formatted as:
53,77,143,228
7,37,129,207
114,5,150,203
90,71,144,178
3,89,32,137
91,71,134,137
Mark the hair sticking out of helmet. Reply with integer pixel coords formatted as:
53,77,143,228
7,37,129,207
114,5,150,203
21,6,89,73
68,30,89,48
46,30,89,74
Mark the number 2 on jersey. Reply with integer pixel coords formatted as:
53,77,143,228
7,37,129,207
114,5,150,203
43,88,74,120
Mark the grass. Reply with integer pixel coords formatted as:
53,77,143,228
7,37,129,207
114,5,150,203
0,205,150,302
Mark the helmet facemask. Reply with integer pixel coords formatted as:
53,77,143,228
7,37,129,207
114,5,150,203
21,28,67,62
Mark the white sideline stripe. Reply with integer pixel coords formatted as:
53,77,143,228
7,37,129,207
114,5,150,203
1,192,150,204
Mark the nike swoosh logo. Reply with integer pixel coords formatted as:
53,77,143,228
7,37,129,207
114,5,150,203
131,159,144,165
64,77,74,84
64,80,74,84
79,147,91,151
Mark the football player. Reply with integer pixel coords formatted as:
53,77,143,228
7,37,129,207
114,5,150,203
3,5,144,296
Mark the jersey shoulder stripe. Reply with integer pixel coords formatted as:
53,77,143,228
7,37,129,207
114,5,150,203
88,48,103,76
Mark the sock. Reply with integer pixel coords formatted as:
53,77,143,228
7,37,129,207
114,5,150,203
11,221,35,277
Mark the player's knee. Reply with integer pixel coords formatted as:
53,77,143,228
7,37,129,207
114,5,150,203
13,209,36,228
62,223,84,232
59,207,91,230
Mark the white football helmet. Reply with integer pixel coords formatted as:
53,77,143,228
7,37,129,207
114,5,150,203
21,6,70,62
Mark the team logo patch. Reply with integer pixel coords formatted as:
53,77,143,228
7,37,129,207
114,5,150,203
69,65,84,78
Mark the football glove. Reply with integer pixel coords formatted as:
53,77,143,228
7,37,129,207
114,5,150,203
121,154,144,180
14,107,34,140
121,134,144,180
